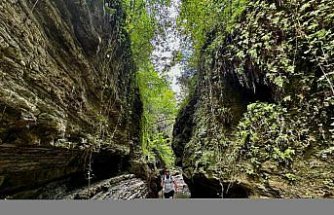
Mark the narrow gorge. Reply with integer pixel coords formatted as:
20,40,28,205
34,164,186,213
1,0,334,199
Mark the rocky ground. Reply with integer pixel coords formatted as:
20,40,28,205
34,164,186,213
63,174,148,200
157,173,190,199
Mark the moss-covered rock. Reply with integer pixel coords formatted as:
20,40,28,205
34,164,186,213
173,0,334,198
0,0,143,197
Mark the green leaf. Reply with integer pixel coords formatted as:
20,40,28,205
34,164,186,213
273,76,284,88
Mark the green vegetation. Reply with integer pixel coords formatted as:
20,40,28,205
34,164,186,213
174,0,334,194
122,0,156,68
176,0,250,110
120,0,176,168
136,67,177,168
178,0,248,61
121,0,171,69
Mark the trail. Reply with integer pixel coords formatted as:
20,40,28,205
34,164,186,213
158,173,190,199
34,173,190,200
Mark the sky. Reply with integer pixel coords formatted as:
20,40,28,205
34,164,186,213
151,0,183,99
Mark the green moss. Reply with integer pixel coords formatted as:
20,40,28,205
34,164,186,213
173,0,334,198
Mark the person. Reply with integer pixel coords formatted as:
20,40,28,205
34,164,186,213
161,169,177,199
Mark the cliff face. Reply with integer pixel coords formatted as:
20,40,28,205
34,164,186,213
173,0,334,198
0,0,143,198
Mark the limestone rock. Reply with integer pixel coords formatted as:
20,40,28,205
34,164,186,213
0,0,143,198
172,0,334,198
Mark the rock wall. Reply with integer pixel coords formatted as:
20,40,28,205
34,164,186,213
173,0,334,198
0,144,86,198
0,0,143,198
